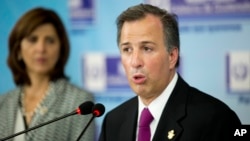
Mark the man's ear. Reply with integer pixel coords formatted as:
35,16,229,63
169,47,179,69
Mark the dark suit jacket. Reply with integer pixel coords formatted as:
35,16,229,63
99,75,241,141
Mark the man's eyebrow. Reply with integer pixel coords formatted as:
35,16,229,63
120,42,130,47
120,41,156,46
141,41,156,46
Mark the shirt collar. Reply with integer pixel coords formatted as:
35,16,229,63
138,72,178,121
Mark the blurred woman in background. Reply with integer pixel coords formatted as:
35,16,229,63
0,7,95,141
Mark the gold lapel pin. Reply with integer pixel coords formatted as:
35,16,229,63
167,130,175,140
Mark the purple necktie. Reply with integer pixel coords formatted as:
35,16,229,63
138,108,154,141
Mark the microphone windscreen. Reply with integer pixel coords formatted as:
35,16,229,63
77,101,94,115
92,103,105,117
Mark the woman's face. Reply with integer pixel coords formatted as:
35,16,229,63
20,23,60,76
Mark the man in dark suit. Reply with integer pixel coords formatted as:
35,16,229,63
99,4,241,141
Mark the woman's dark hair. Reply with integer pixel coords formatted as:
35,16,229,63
8,7,69,85
116,4,180,67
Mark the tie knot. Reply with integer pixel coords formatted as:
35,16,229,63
139,108,154,127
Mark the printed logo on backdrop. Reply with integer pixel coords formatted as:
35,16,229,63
144,0,250,19
82,53,130,92
226,51,250,103
69,0,95,30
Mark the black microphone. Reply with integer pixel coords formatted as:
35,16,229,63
0,101,94,141
76,103,105,141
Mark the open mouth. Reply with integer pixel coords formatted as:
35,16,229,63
133,74,146,84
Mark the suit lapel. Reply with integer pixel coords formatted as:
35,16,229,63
118,97,138,141
153,75,189,141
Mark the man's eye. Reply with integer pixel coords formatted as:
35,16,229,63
122,47,131,53
123,48,129,52
144,47,152,52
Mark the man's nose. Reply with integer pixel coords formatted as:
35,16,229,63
130,51,143,68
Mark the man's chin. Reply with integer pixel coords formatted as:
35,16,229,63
132,85,147,95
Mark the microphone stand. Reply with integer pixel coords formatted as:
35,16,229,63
76,115,95,141
0,111,76,141
76,103,105,141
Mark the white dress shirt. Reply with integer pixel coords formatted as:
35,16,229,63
136,72,178,141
